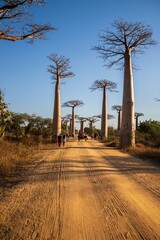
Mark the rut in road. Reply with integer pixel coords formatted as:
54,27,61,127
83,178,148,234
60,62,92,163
0,140,160,240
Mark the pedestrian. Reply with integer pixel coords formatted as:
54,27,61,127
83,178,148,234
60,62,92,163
58,134,62,147
63,134,66,147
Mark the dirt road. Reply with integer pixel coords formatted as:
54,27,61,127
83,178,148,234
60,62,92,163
0,140,160,240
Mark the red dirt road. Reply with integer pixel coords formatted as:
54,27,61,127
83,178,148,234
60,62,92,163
0,140,160,239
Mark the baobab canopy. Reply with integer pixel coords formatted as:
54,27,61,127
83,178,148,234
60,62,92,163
93,19,156,68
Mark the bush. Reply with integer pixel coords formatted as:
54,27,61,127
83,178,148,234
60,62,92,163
137,120,160,147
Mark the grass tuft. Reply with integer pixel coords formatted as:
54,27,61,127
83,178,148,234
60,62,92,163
127,144,160,165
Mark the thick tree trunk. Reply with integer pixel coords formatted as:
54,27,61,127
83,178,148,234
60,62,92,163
52,76,61,143
80,121,84,132
72,107,75,137
101,86,108,139
120,50,135,148
90,122,93,137
118,110,122,131
135,117,138,130
69,119,72,136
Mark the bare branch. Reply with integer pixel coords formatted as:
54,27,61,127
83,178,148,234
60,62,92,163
0,0,55,42
48,53,75,81
135,112,144,118
62,100,84,108
93,19,156,68
111,105,122,113
90,79,117,92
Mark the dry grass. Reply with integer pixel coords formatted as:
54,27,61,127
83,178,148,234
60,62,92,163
0,141,38,176
128,144,160,165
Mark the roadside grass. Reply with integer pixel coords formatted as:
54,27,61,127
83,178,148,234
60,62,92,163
127,144,160,165
0,141,38,177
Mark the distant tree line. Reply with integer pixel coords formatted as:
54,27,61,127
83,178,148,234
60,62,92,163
1,90,160,147
0,90,52,144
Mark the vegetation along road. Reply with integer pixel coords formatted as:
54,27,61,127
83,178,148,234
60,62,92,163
0,139,160,240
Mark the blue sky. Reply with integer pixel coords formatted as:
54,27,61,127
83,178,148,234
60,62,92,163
1,0,160,129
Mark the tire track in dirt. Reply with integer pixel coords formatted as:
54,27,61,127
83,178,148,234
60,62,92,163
80,140,160,239
0,148,65,240
58,141,108,240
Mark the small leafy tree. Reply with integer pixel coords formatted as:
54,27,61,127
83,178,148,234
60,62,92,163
10,113,27,141
0,90,12,139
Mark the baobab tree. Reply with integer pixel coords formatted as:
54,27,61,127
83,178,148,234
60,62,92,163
65,114,72,136
62,100,84,137
48,54,75,142
111,105,122,131
95,114,114,138
90,80,117,139
87,117,99,137
93,19,156,148
78,117,87,133
135,112,144,130
0,0,54,42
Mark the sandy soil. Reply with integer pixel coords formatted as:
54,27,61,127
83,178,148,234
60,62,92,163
0,139,160,240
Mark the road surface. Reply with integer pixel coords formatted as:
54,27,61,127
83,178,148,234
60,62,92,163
0,139,160,240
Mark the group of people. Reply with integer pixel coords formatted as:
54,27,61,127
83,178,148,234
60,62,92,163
57,134,66,147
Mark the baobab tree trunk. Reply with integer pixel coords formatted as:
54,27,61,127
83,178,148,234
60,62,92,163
72,107,75,137
118,110,122,131
52,76,61,142
80,121,84,132
135,117,139,130
101,86,108,139
69,119,72,136
90,121,93,137
120,50,135,148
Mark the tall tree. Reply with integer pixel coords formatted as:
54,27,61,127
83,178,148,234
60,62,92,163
65,114,72,136
78,117,87,133
95,114,114,137
93,19,156,148
135,112,144,130
48,54,75,142
62,100,84,137
86,117,99,137
111,105,122,131
0,0,54,42
90,80,117,139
